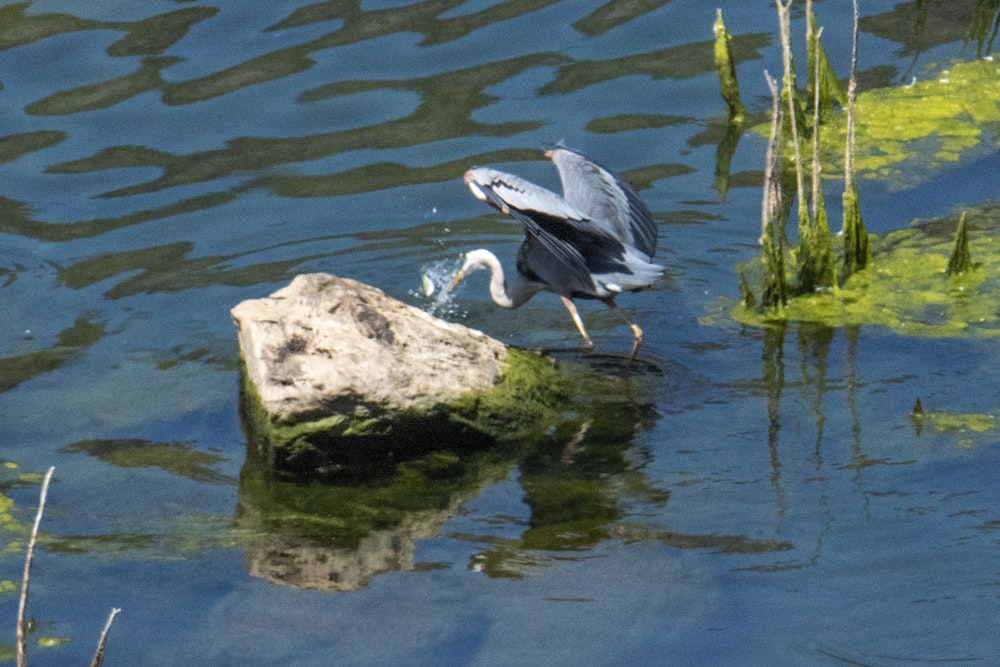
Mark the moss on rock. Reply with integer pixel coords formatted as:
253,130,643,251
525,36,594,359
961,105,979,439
240,347,577,476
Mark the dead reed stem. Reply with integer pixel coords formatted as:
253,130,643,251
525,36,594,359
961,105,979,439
761,70,783,243
16,466,54,667
90,607,122,667
844,0,859,185
811,26,824,221
776,0,807,224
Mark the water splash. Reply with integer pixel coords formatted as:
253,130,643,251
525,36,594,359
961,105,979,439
412,257,464,318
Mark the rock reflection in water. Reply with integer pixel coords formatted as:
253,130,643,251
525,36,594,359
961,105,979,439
235,443,507,591
242,499,455,592
232,355,779,591
235,354,664,591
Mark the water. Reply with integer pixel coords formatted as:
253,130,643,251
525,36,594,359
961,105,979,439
1,0,998,664
416,255,464,317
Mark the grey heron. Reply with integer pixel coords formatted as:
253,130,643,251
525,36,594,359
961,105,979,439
452,146,662,358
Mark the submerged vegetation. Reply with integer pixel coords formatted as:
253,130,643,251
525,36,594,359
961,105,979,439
912,402,1000,449
6,468,120,666
714,1,999,335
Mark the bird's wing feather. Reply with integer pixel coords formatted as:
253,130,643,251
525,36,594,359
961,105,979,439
465,166,659,296
547,147,658,258
465,167,586,221
465,168,602,290
517,208,632,294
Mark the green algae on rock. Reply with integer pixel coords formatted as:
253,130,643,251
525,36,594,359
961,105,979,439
239,345,575,476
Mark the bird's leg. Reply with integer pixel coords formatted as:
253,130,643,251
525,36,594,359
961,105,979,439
559,296,595,351
599,297,644,360
626,330,643,362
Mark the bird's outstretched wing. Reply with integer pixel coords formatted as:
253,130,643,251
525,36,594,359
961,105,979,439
464,167,586,222
465,167,629,293
546,146,658,259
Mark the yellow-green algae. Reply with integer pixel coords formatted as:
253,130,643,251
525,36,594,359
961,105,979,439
733,204,1000,337
0,462,42,555
918,411,998,434
759,56,1000,190
913,406,999,449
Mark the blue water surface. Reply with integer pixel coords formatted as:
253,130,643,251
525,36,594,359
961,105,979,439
0,0,998,664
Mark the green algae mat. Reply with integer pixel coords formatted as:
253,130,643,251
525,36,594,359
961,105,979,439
818,57,1000,190
733,203,1000,337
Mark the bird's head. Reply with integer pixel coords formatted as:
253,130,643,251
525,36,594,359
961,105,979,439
450,249,497,289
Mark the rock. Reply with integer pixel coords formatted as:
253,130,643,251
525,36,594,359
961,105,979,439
232,273,569,475
233,273,506,421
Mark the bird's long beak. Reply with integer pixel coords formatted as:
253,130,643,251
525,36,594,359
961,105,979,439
450,267,468,290
451,251,479,289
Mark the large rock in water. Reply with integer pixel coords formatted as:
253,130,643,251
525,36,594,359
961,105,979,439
231,273,567,475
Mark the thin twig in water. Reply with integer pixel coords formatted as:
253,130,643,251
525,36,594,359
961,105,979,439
776,0,806,220
90,607,122,667
845,0,859,188
811,26,824,221
16,466,55,667
840,0,869,275
761,70,782,243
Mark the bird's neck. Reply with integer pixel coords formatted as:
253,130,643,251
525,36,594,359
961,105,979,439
488,266,516,308
468,248,534,308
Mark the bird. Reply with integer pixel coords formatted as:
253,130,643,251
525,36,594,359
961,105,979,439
451,145,662,359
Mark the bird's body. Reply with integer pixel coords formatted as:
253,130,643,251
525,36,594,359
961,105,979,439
453,146,662,358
